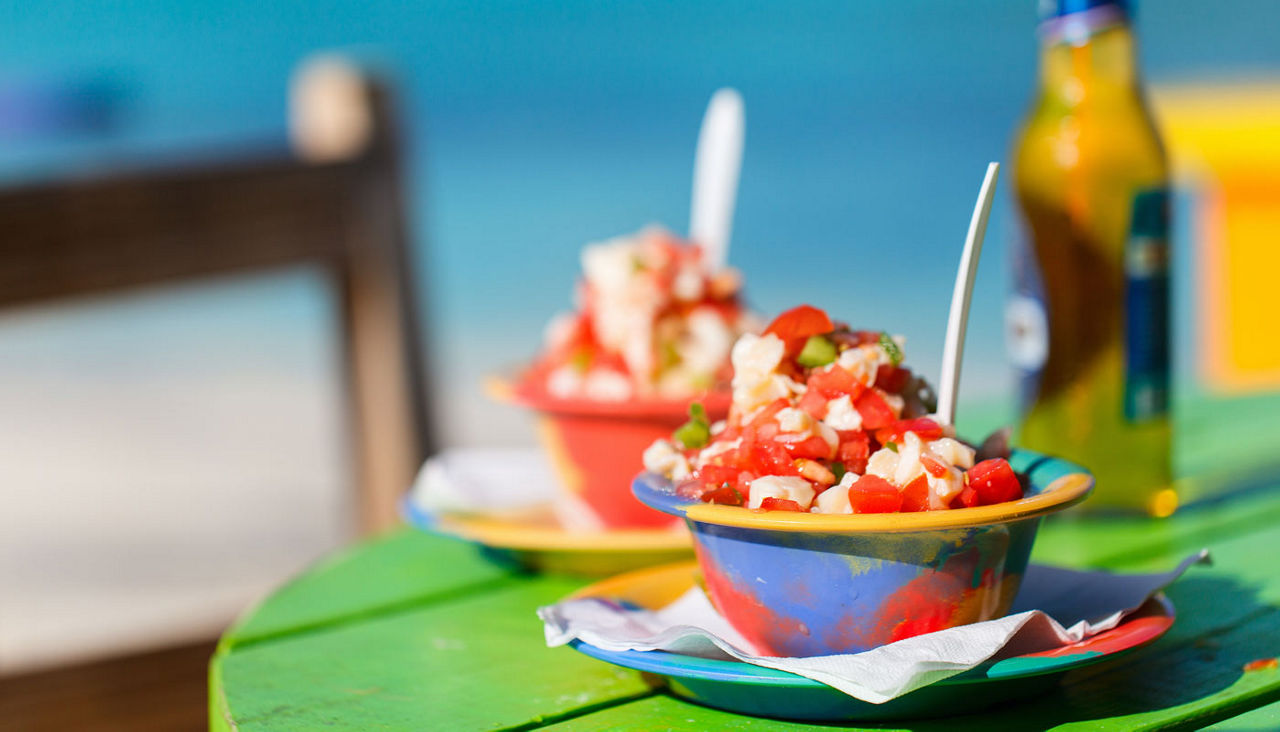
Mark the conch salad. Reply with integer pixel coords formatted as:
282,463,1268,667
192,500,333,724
522,226,754,401
642,305,1024,513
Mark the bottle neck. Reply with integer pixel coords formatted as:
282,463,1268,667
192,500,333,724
1037,6,1139,101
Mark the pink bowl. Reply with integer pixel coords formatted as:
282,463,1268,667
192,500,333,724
505,378,730,529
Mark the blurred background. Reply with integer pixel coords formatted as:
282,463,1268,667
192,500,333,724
2,0,1279,728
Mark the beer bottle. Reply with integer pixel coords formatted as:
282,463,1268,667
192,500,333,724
1008,0,1174,514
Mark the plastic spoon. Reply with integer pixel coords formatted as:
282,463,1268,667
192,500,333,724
690,88,745,271
936,162,1000,427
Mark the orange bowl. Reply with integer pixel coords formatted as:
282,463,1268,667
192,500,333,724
495,376,731,529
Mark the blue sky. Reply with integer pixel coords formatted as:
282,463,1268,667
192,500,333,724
2,0,1278,440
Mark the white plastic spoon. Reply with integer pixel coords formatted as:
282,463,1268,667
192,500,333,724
936,162,1000,427
690,88,745,271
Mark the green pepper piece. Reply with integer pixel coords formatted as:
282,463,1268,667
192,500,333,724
831,461,847,483
878,332,904,366
673,402,710,449
797,335,838,368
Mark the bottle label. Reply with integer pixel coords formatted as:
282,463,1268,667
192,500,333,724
1007,234,1048,411
1123,188,1171,421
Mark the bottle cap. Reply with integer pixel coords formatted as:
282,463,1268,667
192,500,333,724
1038,0,1130,21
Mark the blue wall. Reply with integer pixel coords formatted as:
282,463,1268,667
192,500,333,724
3,1,1278,438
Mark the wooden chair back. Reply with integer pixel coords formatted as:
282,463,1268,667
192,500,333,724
0,69,431,533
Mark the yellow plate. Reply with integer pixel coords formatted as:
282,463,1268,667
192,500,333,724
401,498,692,577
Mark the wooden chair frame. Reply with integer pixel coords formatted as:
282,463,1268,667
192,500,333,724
0,134,432,533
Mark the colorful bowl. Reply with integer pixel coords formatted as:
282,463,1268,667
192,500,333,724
497,376,731,529
632,449,1093,656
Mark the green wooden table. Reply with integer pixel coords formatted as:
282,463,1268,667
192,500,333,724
210,393,1280,730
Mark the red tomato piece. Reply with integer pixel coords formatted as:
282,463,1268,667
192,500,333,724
755,422,781,440
854,389,896,430
758,497,804,512
966,458,1024,506
747,398,791,427
1244,658,1279,672
806,364,862,398
958,485,981,508
698,464,740,490
702,484,745,506
967,458,1023,504
919,453,950,478
781,435,834,460
717,421,742,441
592,350,629,374
901,474,931,512
546,313,596,357
764,305,834,346
798,387,831,419
746,439,800,476
835,431,870,473
847,474,904,514
874,417,945,445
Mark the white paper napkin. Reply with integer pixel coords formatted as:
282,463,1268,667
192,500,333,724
409,447,608,531
539,550,1209,704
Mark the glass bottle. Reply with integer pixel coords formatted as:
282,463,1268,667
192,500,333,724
1008,0,1174,514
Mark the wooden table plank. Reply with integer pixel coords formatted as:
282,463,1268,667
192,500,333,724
220,529,517,650
212,506,1280,731
210,521,1280,732
1206,698,1280,730
212,577,653,731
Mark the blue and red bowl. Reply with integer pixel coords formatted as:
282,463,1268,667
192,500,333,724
632,449,1092,657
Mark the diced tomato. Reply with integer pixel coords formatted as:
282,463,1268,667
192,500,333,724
1244,658,1280,672
919,453,950,478
706,446,744,473
958,485,981,508
847,474,904,514
806,364,862,398
703,484,745,506
874,417,944,445
754,421,780,441
716,421,742,441
835,431,870,473
746,439,801,476
698,464,741,490
875,364,911,393
901,474,931,512
781,435,834,460
546,312,596,357
854,389,896,430
758,496,804,512
798,388,830,419
966,458,1024,506
592,350,629,374
747,398,791,428
764,305,834,352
